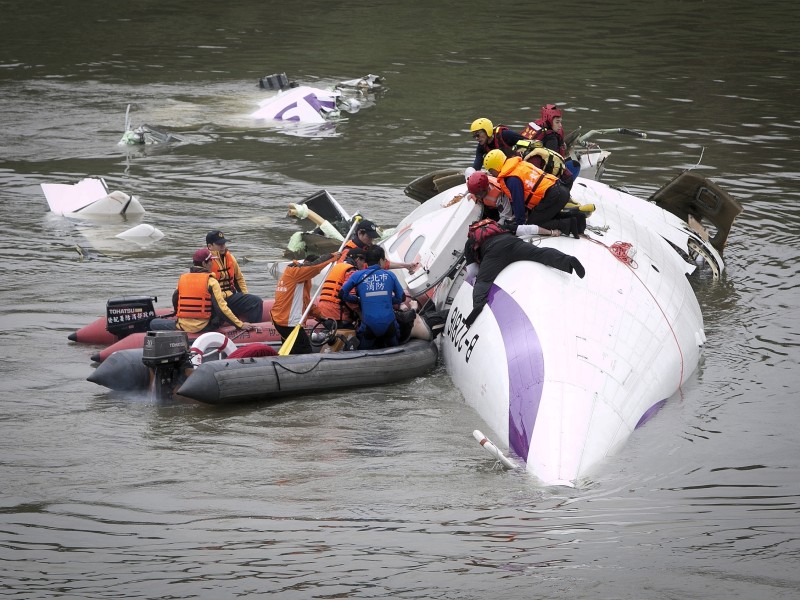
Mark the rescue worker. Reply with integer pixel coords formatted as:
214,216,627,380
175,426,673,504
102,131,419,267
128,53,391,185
462,219,585,328
483,149,583,238
339,219,419,272
466,171,561,238
339,219,380,263
149,249,256,333
205,230,264,323
340,245,406,350
520,104,581,182
317,248,366,328
270,252,341,355
470,117,526,171
524,104,567,156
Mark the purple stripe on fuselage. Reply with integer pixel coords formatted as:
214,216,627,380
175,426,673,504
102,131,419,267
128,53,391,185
635,399,667,429
303,93,335,113
486,284,544,462
274,102,300,121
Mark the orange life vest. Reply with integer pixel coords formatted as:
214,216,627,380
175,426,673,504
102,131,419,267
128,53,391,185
497,156,558,209
176,273,213,319
339,239,361,264
317,261,357,320
481,176,504,209
209,254,236,294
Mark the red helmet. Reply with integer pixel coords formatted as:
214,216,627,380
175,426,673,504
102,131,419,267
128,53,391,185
467,171,489,194
540,103,562,126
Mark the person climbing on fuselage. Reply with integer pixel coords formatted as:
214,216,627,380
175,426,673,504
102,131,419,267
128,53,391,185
462,219,586,328
520,103,581,184
340,245,406,350
483,149,585,238
470,117,526,171
466,171,561,238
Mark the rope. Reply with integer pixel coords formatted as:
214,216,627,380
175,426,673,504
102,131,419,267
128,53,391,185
273,356,326,375
609,241,638,268
442,193,465,208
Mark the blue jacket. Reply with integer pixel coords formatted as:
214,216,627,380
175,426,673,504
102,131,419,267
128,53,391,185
340,264,405,335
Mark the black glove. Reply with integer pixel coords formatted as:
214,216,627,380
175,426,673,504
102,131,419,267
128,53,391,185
464,306,482,328
569,257,586,278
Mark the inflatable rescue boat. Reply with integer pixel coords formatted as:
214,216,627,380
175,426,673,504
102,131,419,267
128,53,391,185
88,322,439,405
70,296,285,363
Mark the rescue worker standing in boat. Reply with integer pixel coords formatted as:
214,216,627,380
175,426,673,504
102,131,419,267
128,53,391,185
205,230,264,323
483,149,585,238
340,245,406,350
462,219,585,327
271,252,341,355
149,249,256,333
470,117,525,171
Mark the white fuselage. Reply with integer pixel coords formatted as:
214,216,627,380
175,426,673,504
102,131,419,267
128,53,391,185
384,176,720,487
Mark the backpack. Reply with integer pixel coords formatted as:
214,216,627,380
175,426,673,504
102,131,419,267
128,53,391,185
468,219,510,252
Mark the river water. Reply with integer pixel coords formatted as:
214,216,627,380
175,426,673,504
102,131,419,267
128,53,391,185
1,1,799,598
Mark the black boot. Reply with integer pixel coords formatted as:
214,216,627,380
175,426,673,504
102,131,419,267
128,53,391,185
569,217,580,239
575,212,587,234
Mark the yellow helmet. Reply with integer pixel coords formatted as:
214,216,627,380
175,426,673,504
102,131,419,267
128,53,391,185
483,149,507,173
470,118,493,137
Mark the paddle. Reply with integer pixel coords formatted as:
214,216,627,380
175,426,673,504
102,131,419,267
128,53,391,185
278,215,362,356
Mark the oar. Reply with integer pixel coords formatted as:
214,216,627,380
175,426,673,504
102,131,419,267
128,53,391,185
278,215,362,356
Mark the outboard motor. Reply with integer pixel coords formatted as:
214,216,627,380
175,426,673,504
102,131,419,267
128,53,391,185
106,296,157,339
141,330,192,399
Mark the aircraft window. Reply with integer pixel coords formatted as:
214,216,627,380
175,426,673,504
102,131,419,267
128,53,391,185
404,236,425,264
388,229,412,253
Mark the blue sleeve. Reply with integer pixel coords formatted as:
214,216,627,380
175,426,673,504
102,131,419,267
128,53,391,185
473,144,485,170
505,176,527,224
340,271,360,305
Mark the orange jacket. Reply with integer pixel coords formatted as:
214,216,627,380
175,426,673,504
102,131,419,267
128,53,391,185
270,255,338,327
